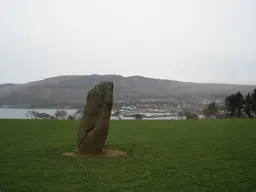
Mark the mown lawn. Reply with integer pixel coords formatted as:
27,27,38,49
0,119,256,192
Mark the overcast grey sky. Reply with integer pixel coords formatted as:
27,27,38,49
0,0,255,85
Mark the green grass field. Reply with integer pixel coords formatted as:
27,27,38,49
1,119,256,192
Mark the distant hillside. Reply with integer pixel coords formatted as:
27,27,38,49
0,74,255,107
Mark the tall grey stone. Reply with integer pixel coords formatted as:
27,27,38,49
77,81,113,154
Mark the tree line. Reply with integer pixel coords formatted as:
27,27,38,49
25,109,83,120
202,89,256,118
25,109,141,120
225,89,256,118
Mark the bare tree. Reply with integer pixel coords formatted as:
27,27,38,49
25,111,54,120
75,109,84,119
67,114,76,120
25,111,40,119
54,110,68,120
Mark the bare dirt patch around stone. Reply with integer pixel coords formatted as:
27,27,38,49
62,148,128,158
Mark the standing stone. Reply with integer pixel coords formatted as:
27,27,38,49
77,81,113,154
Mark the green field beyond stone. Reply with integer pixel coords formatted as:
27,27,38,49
1,119,256,192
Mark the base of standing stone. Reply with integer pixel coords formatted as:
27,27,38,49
62,148,128,158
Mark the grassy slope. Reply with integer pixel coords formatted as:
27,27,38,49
0,120,256,192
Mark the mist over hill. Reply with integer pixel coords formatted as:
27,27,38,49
0,74,255,108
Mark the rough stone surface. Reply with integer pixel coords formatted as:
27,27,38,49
77,81,113,154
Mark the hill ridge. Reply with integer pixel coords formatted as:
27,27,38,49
0,74,255,108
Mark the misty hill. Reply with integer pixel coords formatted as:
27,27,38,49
0,74,255,107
